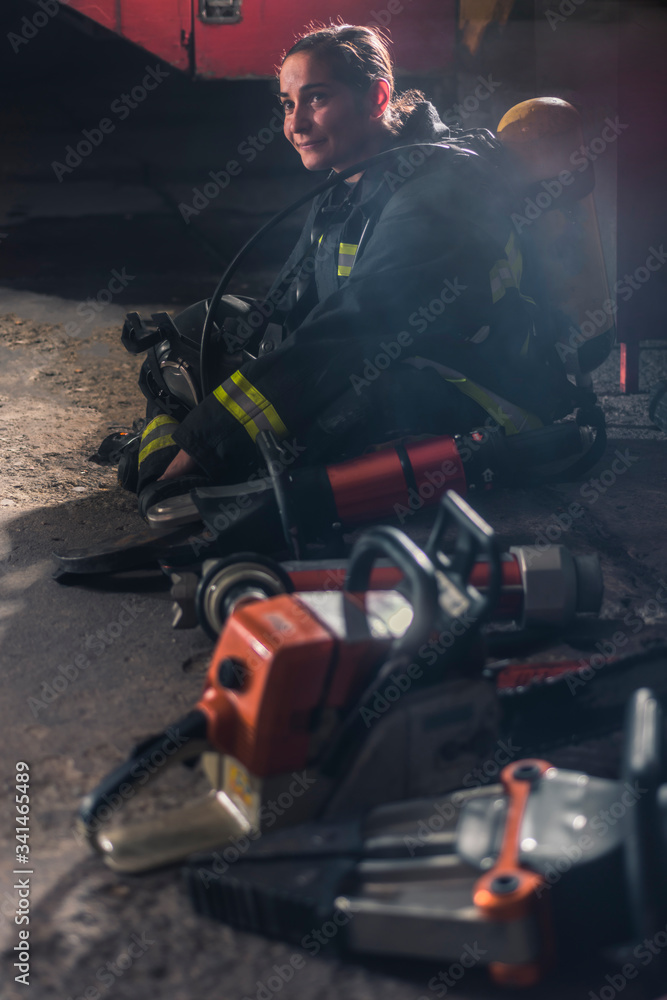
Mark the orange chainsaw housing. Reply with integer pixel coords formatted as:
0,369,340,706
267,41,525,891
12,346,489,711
197,593,386,776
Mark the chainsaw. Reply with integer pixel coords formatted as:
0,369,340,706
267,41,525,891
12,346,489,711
78,492,504,872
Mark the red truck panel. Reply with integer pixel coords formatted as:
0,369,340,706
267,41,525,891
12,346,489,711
60,0,455,79
62,0,192,72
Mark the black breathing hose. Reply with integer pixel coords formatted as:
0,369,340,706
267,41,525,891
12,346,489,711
198,142,468,396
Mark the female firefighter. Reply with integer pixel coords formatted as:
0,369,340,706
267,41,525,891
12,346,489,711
138,23,576,500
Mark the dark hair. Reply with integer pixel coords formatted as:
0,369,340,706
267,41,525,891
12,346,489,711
281,23,424,135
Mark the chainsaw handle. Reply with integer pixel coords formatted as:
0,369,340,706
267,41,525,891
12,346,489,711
345,526,440,658
78,710,208,851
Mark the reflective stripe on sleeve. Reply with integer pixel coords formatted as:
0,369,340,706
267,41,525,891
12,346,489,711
213,370,287,442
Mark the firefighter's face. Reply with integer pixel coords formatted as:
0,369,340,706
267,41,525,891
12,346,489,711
279,52,390,174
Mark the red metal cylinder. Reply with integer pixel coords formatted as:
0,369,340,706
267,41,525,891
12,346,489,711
326,436,467,524
287,554,524,621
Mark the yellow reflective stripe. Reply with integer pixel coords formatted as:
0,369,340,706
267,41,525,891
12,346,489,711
213,385,262,441
447,378,519,434
138,434,176,465
141,413,178,441
231,371,287,436
337,242,358,278
407,355,542,435
462,379,542,434
139,414,179,464
213,373,287,442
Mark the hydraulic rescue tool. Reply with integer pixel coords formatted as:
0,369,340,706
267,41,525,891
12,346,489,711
168,529,603,639
78,492,504,872
184,687,667,991
53,416,602,578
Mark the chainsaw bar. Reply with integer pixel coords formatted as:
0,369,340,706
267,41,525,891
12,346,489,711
494,645,667,753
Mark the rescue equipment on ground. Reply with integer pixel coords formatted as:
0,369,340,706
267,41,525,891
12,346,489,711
185,687,667,992
169,523,602,639
53,418,603,579
77,493,504,872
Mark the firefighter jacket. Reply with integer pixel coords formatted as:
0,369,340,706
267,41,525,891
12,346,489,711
172,101,577,481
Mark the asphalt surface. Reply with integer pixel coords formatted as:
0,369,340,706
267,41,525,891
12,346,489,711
1,3,667,1000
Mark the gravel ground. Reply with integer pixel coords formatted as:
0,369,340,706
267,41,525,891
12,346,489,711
0,313,143,511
